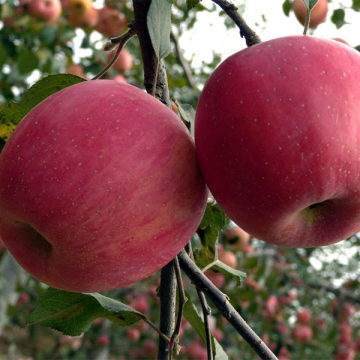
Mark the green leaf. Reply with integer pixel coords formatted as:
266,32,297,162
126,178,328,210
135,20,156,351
331,8,346,29
0,42,8,69
199,204,226,230
187,0,200,10
282,0,292,16
0,74,85,142
39,25,59,45
183,291,228,360
29,288,146,336
212,261,246,287
353,0,360,11
177,102,195,136
302,0,319,11
17,49,39,74
147,0,172,59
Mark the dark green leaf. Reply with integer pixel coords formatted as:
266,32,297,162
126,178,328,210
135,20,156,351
147,0,172,59
183,291,228,360
331,9,346,29
177,102,195,136
17,49,39,74
39,25,59,45
199,204,226,230
0,74,85,141
187,0,201,10
0,42,8,68
29,288,146,336
303,0,319,11
282,0,292,16
353,0,360,11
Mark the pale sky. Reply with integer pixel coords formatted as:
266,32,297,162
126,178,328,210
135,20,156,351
181,0,360,67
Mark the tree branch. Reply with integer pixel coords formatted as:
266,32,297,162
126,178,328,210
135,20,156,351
170,31,199,92
132,0,170,106
211,0,261,47
178,249,277,360
157,261,177,360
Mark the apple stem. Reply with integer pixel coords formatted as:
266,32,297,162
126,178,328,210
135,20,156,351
178,249,278,360
211,0,261,47
303,7,311,35
91,28,136,80
143,318,172,345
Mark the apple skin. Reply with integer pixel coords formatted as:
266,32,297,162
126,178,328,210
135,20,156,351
28,0,62,23
224,225,251,251
113,74,127,84
107,49,133,73
297,309,312,324
292,324,313,343
0,80,207,293
195,36,360,248
95,7,127,37
292,0,328,29
66,64,87,79
68,0,92,16
69,6,99,28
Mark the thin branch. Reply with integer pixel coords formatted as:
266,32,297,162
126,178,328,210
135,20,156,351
169,257,186,360
178,249,278,360
91,29,136,80
157,260,177,360
185,243,213,360
170,31,199,92
211,0,261,47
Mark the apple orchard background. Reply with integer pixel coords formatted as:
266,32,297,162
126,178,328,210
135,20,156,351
1,0,360,359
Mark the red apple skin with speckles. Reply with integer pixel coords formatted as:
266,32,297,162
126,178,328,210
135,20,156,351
195,36,360,248
0,80,207,292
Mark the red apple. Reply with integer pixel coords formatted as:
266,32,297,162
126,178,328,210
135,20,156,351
107,49,133,73
333,38,350,46
292,0,328,29
292,324,313,343
113,74,127,84
129,295,149,314
187,342,208,360
297,309,312,324
17,292,30,306
68,6,99,29
204,270,225,288
68,0,92,15
218,250,237,269
96,334,110,347
28,0,62,23
66,64,87,79
126,328,140,341
0,80,207,292
95,7,127,37
224,226,251,250
195,36,360,248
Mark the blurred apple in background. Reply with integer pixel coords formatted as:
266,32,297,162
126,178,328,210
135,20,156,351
28,0,62,24
292,0,328,28
69,6,99,28
108,49,133,73
68,0,92,15
96,6,127,37
66,64,87,79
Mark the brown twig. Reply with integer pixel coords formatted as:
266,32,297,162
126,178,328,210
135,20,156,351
178,249,278,360
91,29,136,80
170,31,199,91
211,0,261,47
168,257,186,360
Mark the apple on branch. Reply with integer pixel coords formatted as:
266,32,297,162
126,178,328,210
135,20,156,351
195,36,360,248
292,0,328,29
0,80,207,293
